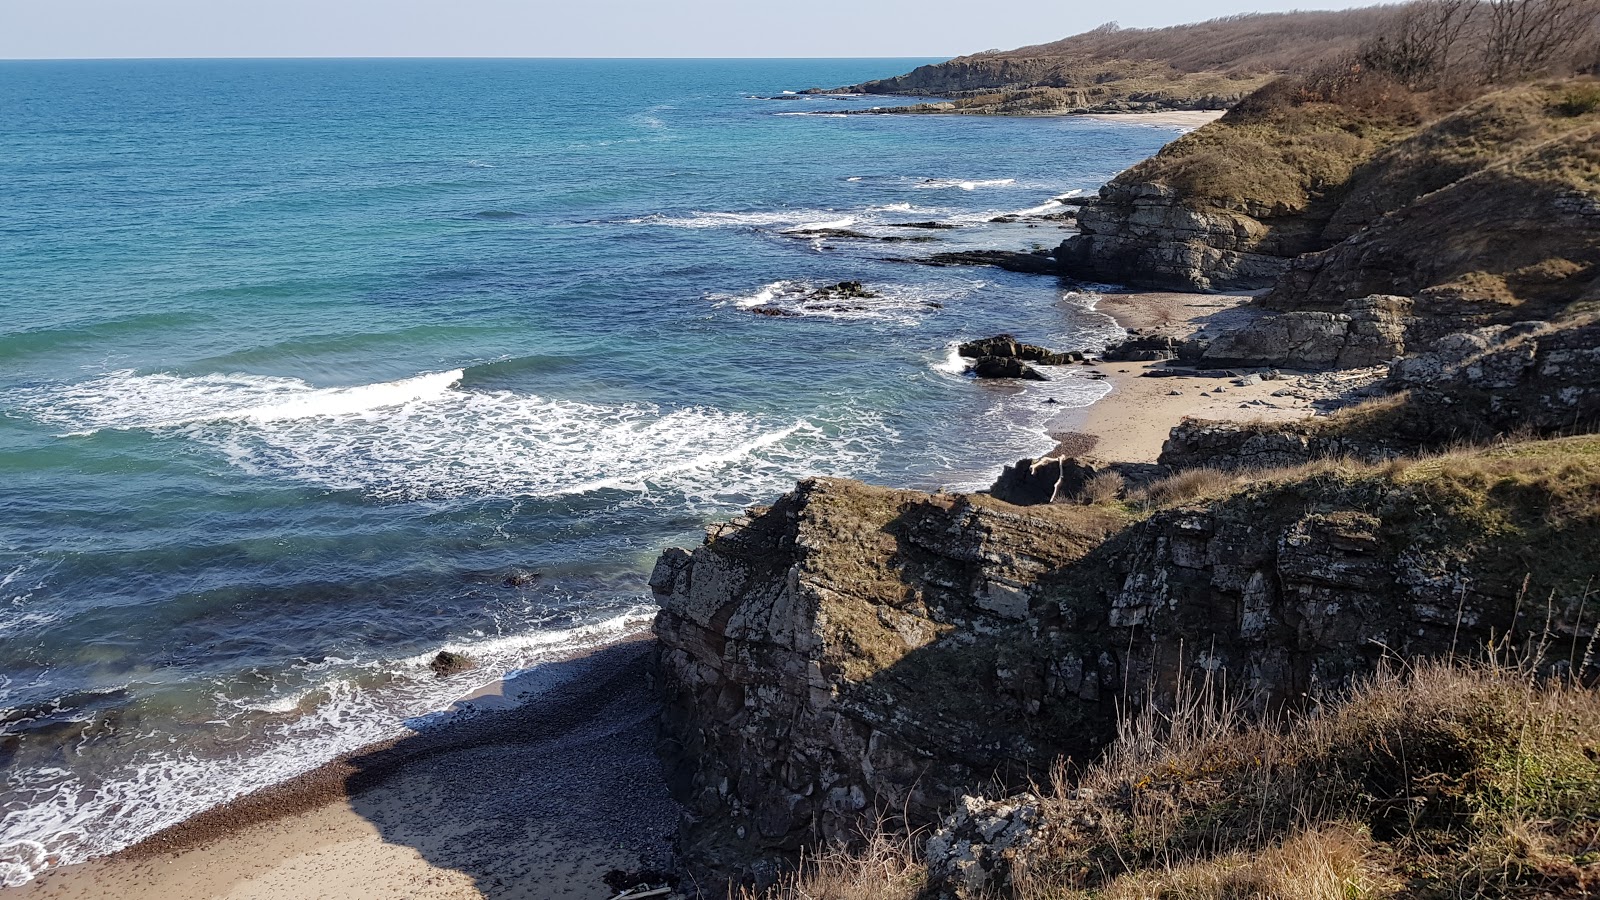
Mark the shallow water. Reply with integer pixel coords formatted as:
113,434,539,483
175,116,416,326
0,58,1191,883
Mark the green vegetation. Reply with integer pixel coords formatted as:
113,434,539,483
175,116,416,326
1556,83,1600,116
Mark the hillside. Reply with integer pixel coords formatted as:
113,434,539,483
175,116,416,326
803,9,1403,115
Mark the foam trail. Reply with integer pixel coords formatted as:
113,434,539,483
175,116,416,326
19,370,835,503
917,177,1016,191
0,610,654,887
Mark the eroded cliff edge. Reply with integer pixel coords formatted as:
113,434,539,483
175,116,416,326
651,442,1600,876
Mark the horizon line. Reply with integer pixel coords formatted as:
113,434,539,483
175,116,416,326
0,55,952,63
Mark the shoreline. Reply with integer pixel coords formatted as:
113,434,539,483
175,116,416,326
12,635,677,900
1053,290,1378,464
5,292,1368,900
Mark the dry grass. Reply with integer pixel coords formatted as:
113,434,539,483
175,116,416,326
739,831,924,900
1079,470,1126,505
1083,825,1388,900
1131,467,1237,507
768,658,1600,899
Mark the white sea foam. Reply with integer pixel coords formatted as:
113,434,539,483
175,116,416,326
20,370,851,504
917,177,1016,191
931,343,969,375
0,559,58,639
623,210,842,230
781,217,856,233
1010,199,1067,217
0,609,653,886
713,280,962,325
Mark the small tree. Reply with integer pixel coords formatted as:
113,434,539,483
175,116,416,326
1482,0,1597,82
1359,0,1478,86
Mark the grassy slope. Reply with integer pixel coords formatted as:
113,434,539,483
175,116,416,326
812,9,1399,113
758,436,1600,899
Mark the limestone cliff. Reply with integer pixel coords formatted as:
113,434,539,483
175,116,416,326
1059,80,1600,303
652,442,1600,873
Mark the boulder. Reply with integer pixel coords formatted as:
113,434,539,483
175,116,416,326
970,357,1047,380
1200,295,1411,369
958,334,1083,366
988,455,1107,505
429,650,476,677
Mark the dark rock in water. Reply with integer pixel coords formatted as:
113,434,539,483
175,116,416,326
919,250,1061,275
959,334,1083,365
783,227,876,241
886,221,961,229
970,357,1047,380
429,651,475,677
502,567,542,588
989,455,1108,505
787,228,936,244
807,280,878,301
749,306,803,317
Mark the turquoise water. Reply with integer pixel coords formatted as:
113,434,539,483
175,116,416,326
0,59,1189,882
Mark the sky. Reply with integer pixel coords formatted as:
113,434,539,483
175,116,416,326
3,0,1383,59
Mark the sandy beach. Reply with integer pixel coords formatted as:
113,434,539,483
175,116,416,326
1058,291,1379,463
12,639,678,900
1074,110,1226,127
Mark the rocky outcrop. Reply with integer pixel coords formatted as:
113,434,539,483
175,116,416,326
1055,182,1298,292
960,334,1084,380
1263,128,1600,315
1393,313,1600,441
653,452,1598,876
959,335,1082,366
1158,418,1405,472
1198,295,1411,369
652,480,1125,869
1160,314,1600,469
987,455,1108,505
918,249,1063,275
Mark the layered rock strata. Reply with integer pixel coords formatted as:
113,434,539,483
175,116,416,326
652,459,1590,874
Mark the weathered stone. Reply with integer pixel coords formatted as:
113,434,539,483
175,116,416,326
1199,295,1411,369
988,455,1107,505
970,357,1047,380
959,335,1083,366
1055,182,1300,292
653,467,1592,877
924,794,1042,898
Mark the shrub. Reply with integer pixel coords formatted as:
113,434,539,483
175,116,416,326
1554,82,1600,115
1079,470,1126,504
1134,467,1236,506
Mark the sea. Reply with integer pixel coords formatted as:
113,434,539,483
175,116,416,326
0,58,1194,885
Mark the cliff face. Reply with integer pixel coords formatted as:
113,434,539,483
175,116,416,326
1054,182,1295,291
653,446,1600,873
651,481,1124,865
1059,80,1600,305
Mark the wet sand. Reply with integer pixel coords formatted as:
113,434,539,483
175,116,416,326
12,638,678,900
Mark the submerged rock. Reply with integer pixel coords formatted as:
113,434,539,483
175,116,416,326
918,249,1061,274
